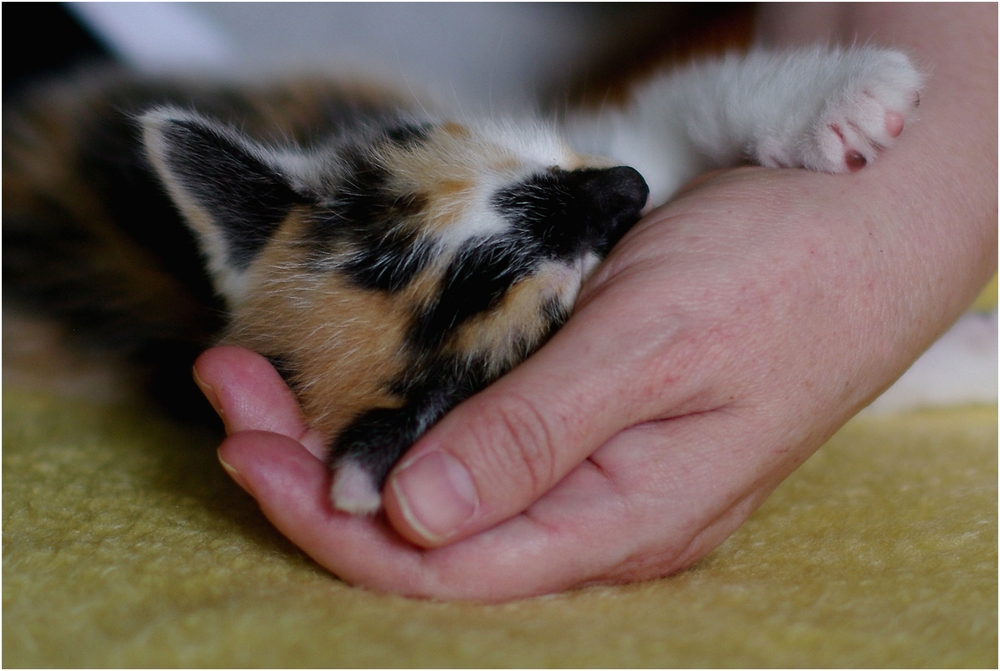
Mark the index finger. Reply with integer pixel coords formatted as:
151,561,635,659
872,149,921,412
193,345,328,459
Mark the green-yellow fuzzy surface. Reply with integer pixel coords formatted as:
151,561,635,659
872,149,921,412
3,388,996,668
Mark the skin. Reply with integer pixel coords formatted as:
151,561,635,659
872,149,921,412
195,3,997,601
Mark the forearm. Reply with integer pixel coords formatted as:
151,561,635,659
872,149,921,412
757,2,997,338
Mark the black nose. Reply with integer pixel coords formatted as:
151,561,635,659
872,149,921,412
584,166,650,217
493,164,650,258
572,166,649,253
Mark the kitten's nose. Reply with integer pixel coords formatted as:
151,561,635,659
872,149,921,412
591,166,649,216
576,166,649,251
493,164,650,257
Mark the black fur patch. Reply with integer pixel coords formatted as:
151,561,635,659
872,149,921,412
305,147,433,291
408,239,535,350
328,405,426,488
303,150,392,247
340,226,435,292
157,118,309,270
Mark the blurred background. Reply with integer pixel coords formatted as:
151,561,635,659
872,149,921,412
5,3,753,111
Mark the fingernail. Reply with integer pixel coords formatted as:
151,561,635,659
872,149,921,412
218,450,252,495
390,450,478,543
192,366,227,430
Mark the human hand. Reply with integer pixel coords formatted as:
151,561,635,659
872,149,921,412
196,159,976,602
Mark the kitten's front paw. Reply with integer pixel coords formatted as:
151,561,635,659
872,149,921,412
330,460,383,515
803,50,923,173
758,49,924,173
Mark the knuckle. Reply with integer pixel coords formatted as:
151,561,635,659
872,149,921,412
470,393,562,498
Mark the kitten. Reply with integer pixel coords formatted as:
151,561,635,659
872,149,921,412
3,46,922,513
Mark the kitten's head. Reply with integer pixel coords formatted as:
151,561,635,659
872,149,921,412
142,106,648,512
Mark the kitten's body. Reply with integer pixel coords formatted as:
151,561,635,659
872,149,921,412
4,47,923,513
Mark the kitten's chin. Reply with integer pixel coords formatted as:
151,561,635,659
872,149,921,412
330,461,382,515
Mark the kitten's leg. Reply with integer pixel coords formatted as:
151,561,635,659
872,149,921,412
328,405,428,515
569,46,924,204
328,382,470,514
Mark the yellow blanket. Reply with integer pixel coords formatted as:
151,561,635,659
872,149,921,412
3,386,995,667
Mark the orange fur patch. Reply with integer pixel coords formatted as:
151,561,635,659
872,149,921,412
226,212,458,441
227,213,409,440
449,262,577,374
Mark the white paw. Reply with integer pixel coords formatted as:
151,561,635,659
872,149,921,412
330,460,382,515
801,49,924,173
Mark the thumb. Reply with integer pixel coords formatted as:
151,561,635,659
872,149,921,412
381,294,674,548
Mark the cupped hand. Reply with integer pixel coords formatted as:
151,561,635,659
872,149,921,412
194,158,976,602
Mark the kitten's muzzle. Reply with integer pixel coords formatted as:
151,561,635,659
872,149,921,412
494,165,649,258
578,166,649,253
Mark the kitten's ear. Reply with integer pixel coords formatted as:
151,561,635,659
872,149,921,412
140,107,311,304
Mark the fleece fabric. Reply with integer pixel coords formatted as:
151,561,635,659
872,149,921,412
3,386,995,668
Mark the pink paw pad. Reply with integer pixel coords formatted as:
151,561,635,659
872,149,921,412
845,150,867,171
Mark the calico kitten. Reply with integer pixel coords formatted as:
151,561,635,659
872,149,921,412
3,46,922,513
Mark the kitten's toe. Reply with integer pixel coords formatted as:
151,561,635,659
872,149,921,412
330,460,382,515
